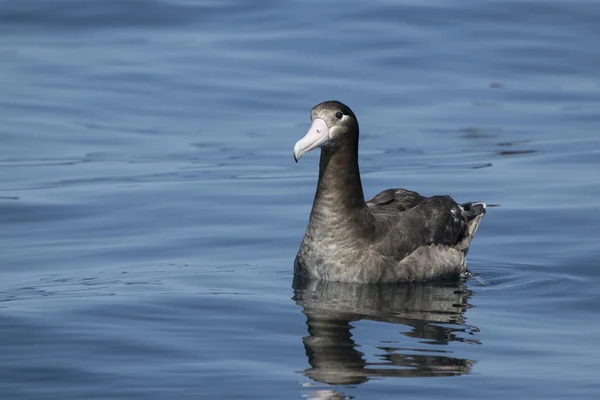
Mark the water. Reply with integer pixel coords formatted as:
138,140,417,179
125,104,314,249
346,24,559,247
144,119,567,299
1,0,599,398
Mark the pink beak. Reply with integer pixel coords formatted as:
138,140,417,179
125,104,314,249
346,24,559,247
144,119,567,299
293,118,330,162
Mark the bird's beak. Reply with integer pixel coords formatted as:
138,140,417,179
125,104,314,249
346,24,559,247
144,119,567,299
293,118,329,162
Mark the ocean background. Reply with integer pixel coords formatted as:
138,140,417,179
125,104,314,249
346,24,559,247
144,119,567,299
1,0,599,398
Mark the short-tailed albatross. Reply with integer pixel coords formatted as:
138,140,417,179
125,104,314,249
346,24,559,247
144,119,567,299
293,100,486,283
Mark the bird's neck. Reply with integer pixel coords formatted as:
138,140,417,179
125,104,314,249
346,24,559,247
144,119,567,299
308,139,369,229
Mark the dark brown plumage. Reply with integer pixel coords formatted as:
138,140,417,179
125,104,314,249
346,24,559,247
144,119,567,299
293,100,486,283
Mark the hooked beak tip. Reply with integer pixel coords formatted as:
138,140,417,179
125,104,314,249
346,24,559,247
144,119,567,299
293,146,302,163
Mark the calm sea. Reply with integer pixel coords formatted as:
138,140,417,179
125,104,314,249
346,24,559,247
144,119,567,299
1,0,599,398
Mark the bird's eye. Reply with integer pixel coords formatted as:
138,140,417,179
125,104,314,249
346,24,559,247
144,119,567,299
335,111,344,120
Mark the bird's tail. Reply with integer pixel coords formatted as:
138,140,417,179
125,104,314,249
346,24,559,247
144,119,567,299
456,202,486,254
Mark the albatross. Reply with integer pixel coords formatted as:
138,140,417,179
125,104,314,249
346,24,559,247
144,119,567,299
293,100,486,283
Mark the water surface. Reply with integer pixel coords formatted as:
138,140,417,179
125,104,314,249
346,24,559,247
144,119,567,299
1,0,600,398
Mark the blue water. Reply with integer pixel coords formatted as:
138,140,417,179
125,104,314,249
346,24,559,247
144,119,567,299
1,0,600,398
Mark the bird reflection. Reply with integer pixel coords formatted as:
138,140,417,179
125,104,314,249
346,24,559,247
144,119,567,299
292,277,478,386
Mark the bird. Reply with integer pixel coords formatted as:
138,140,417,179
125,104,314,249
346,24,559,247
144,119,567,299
293,100,486,283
